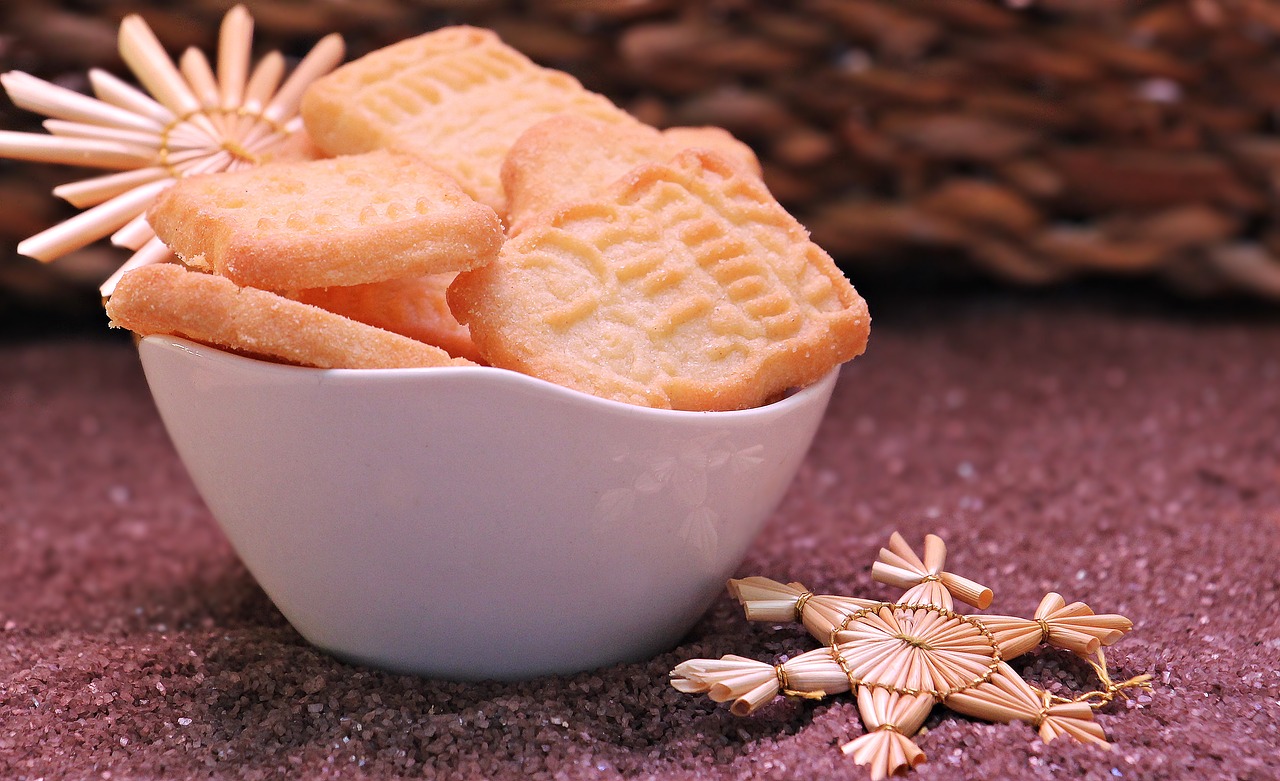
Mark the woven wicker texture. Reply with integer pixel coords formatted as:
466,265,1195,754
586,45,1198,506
4,0,1280,309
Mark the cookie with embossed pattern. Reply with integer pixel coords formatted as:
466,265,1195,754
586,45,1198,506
299,26,633,216
148,149,502,291
107,263,472,370
450,150,870,410
502,114,762,236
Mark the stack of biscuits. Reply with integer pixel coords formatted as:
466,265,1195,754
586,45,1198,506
106,27,871,411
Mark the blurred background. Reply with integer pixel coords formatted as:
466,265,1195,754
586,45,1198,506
3,0,1280,329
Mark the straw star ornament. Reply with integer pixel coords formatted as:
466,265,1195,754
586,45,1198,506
0,6,344,295
671,532,1151,780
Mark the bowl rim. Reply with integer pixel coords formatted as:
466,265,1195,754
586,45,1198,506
139,334,841,420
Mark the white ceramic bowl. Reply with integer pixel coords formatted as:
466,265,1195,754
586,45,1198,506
137,335,838,680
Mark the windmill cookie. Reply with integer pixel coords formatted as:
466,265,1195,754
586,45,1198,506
292,273,481,362
449,150,870,410
502,114,762,235
148,149,502,291
299,26,633,215
107,263,472,370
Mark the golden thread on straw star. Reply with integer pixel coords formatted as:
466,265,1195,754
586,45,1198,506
830,602,1004,700
793,590,814,622
0,5,345,295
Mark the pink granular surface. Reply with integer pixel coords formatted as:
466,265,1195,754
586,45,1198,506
3,286,1278,780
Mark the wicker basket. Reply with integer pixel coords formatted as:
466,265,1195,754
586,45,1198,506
4,0,1280,310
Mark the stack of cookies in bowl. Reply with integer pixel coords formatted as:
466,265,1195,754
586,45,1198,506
108,26,870,411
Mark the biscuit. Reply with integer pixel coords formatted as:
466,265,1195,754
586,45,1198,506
148,149,503,291
106,263,472,370
299,26,633,215
291,273,481,363
502,114,762,235
449,150,870,410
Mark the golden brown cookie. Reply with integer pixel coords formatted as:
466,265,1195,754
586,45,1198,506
299,26,633,216
291,273,481,363
502,114,762,235
148,149,502,291
450,150,870,410
106,263,472,369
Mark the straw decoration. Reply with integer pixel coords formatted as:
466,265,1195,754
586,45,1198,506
840,688,933,780
0,5,345,295
671,531,1148,778
982,592,1134,660
832,604,1002,698
727,576,878,641
670,647,850,716
670,655,783,716
872,532,994,610
943,661,1111,748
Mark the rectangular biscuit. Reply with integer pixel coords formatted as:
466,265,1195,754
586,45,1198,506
107,263,471,369
148,149,502,291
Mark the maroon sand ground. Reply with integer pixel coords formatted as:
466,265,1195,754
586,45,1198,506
2,284,1278,780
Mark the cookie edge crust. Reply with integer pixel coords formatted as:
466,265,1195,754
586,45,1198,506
107,263,472,370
